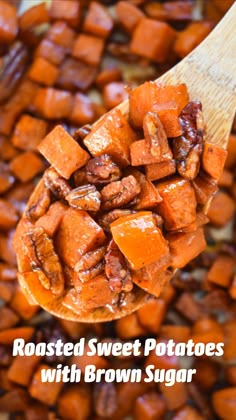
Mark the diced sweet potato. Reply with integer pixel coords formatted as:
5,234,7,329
9,151,45,182
33,87,73,120
160,381,188,410
145,340,179,370
134,391,167,420
0,327,35,345
0,388,30,413
127,169,162,209
28,57,59,86
10,286,38,320
96,68,122,89
202,142,227,180
144,1,193,22
49,0,81,28
116,2,144,33
145,159,176,181
137,299,166,334
157,177,197,230
0,0,18,43
218,169,234,188
192,172,218,205
47,21,75,49
0,134,18,161
115,312,146,339
223,320,236,361
129,82,189,128
0,199,18,231
19,3,49,32
132,261,172,297
130,139,163,166
71,343,108,374
0,281,14,303
84,108,137,167
72,34,105,66
159,325,190,343
130,18,176,63
225,134,236,169
103,82,128,109
8,354,41,386
35,202,67,237
173,405,204,420
0,307,19,330
207,191,235,226
83,1,114,38
35,39,66,66
167,228,206,268
56,208,106,268
207,256,235,288
111,211,169,270
18,271,54,307
212,388,236,420
58,386,91,420
70,92,95,125
174,21,213,58
153,101,183,137
11,114,48,152
38,125,90,179
29,364,63,405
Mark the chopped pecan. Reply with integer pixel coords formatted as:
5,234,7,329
23,227,64,296
0,42,29,104
66,184,101,212
44,167,71,200
73,168,88,187
99,209,136,233
94,382,118,418
86,154,121,185
100,175,141,210
26,179,51,221
105,239,133,293
172,101,204,180
143,112,171,160
74,246,106,283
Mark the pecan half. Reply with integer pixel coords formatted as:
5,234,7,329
105,239,133,293
94,382,118,418
99,209,136,233
73,124,92,142
44,167,71,200
23,227,64,296
26,179,51,221
66,184,101,212
143,111,171,160
172,101,204,180
86,154,121,184
100,175,141,210
0,42,29,104
74,246,106,283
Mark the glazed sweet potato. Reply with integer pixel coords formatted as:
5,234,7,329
167,228,206,268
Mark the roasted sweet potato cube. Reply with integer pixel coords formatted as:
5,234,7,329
130,139,172,166
115,312,146,339
153,101,183,137
29,364,63,405
35,39,66,65
9,152,45,182
192,172,218,205
57,57,98,92
145,159,176,181
83,1,114,38
0,0,18,43
56,208,106,268
207,191,235,226
174,21,213,58
10,286,38,320
70,92,95,125
116,1,144,33
160,382,188,410
202,142,227,180
35,202,67,237
0,199,18,231
58,386,91,420
71,343,108,373
72,34,105,66
28,57,59,86
129,82,189,128
38,125,90,179
0,327,35,345
19,3,49,31
50,0,81,28
47,21,75,49
0,307,19,330
157,177,197,230
132,262,172,297
167,228,206,268
11,114,48,151
111,211,169,270
96,68,122,88
84,108,137,167
130,18,176,63
225,134,236,169
159,325,191,343
207,256,235,288
33,87,73,120
134,391,167,420
129,169,162,209
137,300,167,334
103,82,128,109
8,354,41,386
212,388,236,420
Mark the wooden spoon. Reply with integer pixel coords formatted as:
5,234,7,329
18,4,236,322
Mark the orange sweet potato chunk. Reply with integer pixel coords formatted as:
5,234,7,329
130,18,176,63
28,57,59,86
129,82,189,128
145,159,176,181
33,87,73,120
174,21,213,58
157,177,197,230
212,388,236,420
116,1,144,33
11,114,48,152
70,92,95,125
0,0,18,43
103,82,128,109
167,228,206,268
111,211,169,270
207,256,235,288
0,327,35,345
56,208,106,268
133,264,172,298
35,201,67,237
49,0,81,28
153,101,183,137
83,1,114,38
128,169,162,209
58,386,91,420
207,191,235,226
137,299,167,334
35,39,66,65
47,21,75,49
8,354,41,386
83,108,137,167
29,364,63,405
9,152,45,182
202,142,227,180
19,3,49,31
38,125,90,179
72,34,105,66
134,391,167,420
130,139,170,166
